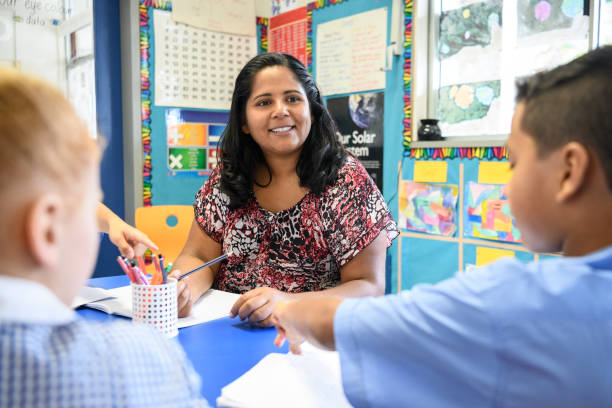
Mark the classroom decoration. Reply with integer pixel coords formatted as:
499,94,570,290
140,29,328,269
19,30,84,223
315,7,387,96
327,91,384,190
153,9,257,110
305,0,348,73
257,17,269,52
171,0,256,37
165,109,228,177
140,0,172,206
402,0,412,153
269,6,308,66
464,181,521,243
398,181,458,237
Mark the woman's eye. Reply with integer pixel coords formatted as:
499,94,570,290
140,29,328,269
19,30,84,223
255,100,270,106
287,96,300,103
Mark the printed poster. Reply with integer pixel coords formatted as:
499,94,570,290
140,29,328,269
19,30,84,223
327,92,384,191
464,181,521,243
399,181,459,236
154,10,257,110
166,109,228,177
269,6,307,67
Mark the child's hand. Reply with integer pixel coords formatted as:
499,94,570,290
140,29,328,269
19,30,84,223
107,218,158,259
168,270,194,317
229,287,291,327
271,301,306,354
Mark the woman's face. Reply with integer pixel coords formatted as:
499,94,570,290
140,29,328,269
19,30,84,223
241,65,313,160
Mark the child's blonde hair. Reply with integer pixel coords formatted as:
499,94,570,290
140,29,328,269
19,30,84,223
0,68,100,197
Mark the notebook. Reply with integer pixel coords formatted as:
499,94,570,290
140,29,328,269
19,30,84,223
217,342,352,408
74,285,241,329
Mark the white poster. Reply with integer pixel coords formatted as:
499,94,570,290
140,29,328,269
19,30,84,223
171,0,256,37
153,10,257,110
315,7,387,96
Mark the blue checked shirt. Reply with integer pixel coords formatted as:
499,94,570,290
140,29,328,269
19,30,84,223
0,276,209,407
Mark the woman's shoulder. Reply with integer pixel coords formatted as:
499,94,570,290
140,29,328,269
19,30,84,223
332,154,371,186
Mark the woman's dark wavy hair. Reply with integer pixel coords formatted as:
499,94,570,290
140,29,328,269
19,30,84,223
219,53,347,209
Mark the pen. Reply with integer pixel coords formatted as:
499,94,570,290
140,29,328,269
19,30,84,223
178,254,229,281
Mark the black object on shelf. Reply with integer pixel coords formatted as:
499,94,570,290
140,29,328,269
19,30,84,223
417,119,443,141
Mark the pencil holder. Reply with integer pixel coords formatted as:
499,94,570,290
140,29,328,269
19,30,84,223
131,278,178,338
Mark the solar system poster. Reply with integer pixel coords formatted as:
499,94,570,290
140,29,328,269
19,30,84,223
326,91,384,191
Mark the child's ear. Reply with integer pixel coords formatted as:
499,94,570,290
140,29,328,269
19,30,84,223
24,193,63,269
557,142,589,203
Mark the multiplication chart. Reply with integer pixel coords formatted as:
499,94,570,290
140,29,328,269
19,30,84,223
153,10,257,110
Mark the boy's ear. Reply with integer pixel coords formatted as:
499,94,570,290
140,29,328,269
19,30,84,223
556,142,589,203
25,193,63,269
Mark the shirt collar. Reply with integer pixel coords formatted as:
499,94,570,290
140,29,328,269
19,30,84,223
0,275,75,324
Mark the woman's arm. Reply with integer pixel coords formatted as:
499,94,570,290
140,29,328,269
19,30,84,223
230,230,387,326
169,219,223,317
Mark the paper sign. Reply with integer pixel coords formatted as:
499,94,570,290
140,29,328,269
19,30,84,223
476,246,515,266
414,161,448,183
478,161,512,184
171,0,256,37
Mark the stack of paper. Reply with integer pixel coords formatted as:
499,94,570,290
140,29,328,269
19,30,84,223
74,286,240,329
217,343,352,408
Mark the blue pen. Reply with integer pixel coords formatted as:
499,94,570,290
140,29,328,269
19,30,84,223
159,254,167,284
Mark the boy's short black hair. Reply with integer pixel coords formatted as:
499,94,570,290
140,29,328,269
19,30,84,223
516,45,612,190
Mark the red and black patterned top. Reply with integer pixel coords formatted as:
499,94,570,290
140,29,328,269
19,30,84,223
194,155,398,294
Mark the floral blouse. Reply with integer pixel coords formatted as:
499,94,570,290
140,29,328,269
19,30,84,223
194,155,398,294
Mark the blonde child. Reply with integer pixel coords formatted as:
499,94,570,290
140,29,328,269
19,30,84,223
0,68,209,407
272,46,612,407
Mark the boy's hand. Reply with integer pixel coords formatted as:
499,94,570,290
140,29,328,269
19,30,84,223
271,301,306,354
107,218,158,259
168,270,194,317
229,287,291,327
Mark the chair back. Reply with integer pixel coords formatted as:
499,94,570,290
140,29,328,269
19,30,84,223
135,205,194,265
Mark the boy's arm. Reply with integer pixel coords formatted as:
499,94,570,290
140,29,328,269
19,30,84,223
271,298,344,354
97,202,158,258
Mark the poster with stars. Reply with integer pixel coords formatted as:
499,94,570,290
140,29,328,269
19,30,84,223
165,109,228,177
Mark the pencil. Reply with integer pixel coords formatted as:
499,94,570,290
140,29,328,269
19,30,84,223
178,254,228,281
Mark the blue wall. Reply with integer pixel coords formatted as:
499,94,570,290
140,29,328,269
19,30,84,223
93,0,125,278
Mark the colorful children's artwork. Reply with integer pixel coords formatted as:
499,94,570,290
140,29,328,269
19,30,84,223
464,182,521,243
399,181,458,236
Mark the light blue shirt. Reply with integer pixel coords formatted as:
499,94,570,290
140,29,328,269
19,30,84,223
335,245,612,408
0,276,209,407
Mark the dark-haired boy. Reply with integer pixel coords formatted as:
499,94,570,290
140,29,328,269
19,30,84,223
271,46,612,407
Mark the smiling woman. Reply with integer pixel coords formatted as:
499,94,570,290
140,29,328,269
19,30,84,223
169,53,399,326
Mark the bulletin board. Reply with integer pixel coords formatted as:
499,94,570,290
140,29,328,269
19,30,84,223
138,0,265,206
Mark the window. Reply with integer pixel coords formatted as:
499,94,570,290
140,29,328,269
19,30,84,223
412,0,611,146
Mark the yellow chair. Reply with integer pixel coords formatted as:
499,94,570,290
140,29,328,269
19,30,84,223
135,205,194,267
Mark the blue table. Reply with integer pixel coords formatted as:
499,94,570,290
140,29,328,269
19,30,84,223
77,275,289,407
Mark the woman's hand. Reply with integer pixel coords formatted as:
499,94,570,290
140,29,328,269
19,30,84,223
230,287,292,327
168,270,194,318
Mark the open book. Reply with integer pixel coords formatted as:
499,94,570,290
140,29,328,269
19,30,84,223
217,343,352,408
73,285,240,329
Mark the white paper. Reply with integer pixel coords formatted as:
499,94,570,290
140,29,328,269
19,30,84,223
78,285,240,329
171,0,255,37
315,7,387,96
72,286,114,309
153,9,257,110
217,343,352,408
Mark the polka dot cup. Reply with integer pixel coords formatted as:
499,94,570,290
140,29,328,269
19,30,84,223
131,278,178,337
